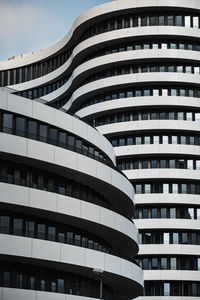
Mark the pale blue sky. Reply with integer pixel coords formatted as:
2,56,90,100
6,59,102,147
0,0,114,61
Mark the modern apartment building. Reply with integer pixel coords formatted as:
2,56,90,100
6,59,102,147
0,0,200,298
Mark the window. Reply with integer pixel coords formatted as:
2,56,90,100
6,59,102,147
171,89,177,96
191,233,197,244
57,279,65,293
48,226,56,241
187,160,193,170
181,183,187,194
39,125,48,142
150,112,157,120
158,16,165,26
142,160,148,168
144,232,151,244
167,15,174,26
151,160,157,168
150,16,156,26
119,138,125,146
30,276,36,290
144,184,151,194
3,271,10,287
144,44,150,49
40,279,46,291
161,208,167,218
26,221,35,238
159,112,166,119
193,16,199,28
172,136,177,144
13,218,23,236
17,274,23,288
144,136,150,144
28,121,37,139
142,209,148,218
172,183,178,194
143,258,149,269
169,159,176,169
192,283,198,296
152,258,158,269
49,128,57,145
141,16,147,26
3,113,13,134
162,136,168,144
170,208,176,218
0,216,10,234
153,89,159,96
16,117,25,136
127,137,133,145
163,184,169,193
178,159,185,168
164,283,170,296
136,137,142,144
197,209,200,220
175,15,183,26
136,184,142,194
151,208,158,218
144,89,150,96
180,136,186,144
185,16,191,27
170,257,176,270
37,224,46,239
172,232,179,244
198,258,200,271
160,160,166,168
182,232,188,244
186,112,193,121
51,281,56,292
164,232,170,244
153,136,159,144
161,257,167,269
162,89,168,96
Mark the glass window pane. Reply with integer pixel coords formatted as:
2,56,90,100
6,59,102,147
182,232,188,244
163,184,169,194
172,183,178,193
144,184,151,193
153,136,159,144
150,16,156,26
161,208,167,218
170,257,177,270
161,257,167,269
175,15,183,26
0,216,10,234
169,208,176,219
3,113,13,133
28,121,37,139
13,218,23,236
142,209,148,218
164,233,170,244
152,258,158,269
158,16,165,26
136,184,142,194
185,16,191,27
193,16,199,28
143,258,149,269
39,125,48,142
16,117,25,136
151,208,158,218
167,15,174,26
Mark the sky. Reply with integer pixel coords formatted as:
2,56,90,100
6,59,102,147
0,0,114,61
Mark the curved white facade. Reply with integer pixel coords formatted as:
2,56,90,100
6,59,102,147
0,86,142,299
1,0,200,298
